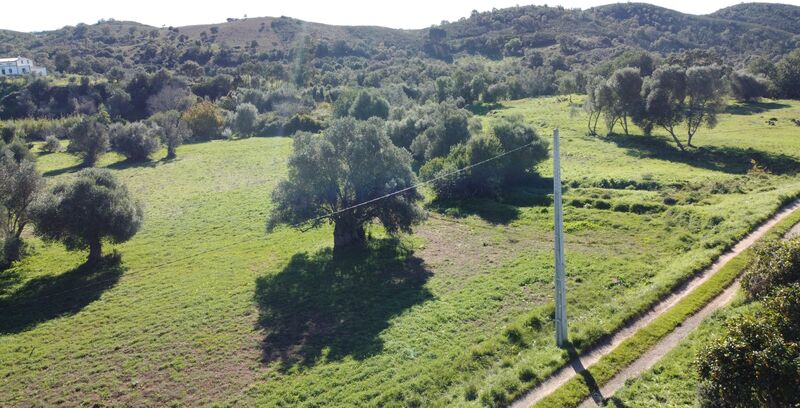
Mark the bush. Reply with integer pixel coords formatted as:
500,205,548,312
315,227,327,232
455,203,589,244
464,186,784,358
41,135,62,153
182,101,223,140
730,71,770,102
110,122,160,161
67,116,110,166
231,102,258,137
742,238,800,299
284,114,323,135
696,285,800,408
332,89,389,120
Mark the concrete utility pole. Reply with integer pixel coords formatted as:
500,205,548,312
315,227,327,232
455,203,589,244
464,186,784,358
553,128,568,347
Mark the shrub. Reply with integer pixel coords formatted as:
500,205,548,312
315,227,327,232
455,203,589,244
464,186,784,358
742,238,800,299
41,135,62,153
730,71,770,102
110,122,160,161
284,114,323,135
231,102,258,137
182,101,223,140
67,116,110,166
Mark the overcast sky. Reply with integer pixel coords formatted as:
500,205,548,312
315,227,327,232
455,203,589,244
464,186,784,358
4,0,800,32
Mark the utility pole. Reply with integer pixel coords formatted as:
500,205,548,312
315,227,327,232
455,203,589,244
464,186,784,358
553,128,568,347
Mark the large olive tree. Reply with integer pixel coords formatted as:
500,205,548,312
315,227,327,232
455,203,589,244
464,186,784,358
31,169,143,264
267,117,423,249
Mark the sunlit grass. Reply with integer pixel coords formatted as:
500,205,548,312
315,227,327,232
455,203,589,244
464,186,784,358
1,97,799,406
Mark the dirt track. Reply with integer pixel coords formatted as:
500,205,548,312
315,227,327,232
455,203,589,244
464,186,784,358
510,200,800,408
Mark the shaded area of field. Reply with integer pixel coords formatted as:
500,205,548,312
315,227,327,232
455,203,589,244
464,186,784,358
255,239,433,369
606,133,800,175
0,255,124,334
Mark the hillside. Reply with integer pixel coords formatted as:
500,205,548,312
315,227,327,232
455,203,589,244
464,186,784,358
0,2,797,74
711,2,800,35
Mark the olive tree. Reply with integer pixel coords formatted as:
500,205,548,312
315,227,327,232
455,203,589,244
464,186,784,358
640,65,688,150
267,117,423,249
607,68,643,135
231,102,258,137
31,169,143,264
110,122,161,161
730,71,770,102
685,65,726,147
0,146,43,264
151,110,192,159
67,116,110,166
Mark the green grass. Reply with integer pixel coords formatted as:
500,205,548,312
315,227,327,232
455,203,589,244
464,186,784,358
531,205,800,408
607,210,800,408
1,97,800,406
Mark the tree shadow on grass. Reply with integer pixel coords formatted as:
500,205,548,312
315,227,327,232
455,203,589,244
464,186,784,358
105,158,160,171
42,163,83,177
724,101,791,116
606,133,800,175
427,198,522,224
0,254,124,334
254,238,433,371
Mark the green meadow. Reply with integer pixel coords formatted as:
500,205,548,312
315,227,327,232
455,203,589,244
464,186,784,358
2,96,800,407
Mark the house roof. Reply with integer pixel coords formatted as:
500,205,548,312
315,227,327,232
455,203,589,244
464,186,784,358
0,57,21,63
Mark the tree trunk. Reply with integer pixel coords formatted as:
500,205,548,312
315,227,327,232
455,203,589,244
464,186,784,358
666,127,686,151
622,115,629,136
166,146,176,159
87,238,103,265
333,218,366,250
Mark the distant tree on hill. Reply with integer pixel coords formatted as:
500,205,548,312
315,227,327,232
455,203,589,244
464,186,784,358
54,52,71,72
730,71,770,102
31,169,143,265
332,89,390,121
67,116,110,166
267,118,423,249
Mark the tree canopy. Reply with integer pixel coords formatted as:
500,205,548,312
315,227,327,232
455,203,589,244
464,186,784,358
267,117,423,248
31,169,144,264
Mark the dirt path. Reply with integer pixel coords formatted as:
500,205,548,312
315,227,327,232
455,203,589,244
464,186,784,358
510,200,800,408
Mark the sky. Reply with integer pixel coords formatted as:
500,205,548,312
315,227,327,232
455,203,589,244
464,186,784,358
4,0,800,32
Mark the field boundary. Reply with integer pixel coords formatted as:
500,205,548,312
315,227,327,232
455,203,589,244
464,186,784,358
509,198,800,408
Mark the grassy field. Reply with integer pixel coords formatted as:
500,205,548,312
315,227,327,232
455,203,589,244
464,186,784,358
1,96,800,407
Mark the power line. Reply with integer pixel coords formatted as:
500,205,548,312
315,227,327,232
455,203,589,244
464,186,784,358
292,140,539,228
5,141,539,305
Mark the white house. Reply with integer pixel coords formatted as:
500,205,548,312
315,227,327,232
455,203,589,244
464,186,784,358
0,56,47,77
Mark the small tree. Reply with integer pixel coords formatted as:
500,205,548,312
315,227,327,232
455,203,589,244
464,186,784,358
151,110,192,159
67,116,110,166
490,115,549,183
110,122,160,161
607,68,643,135
267,118,423,249
685,65,726,147
0,147,43,264
640,65,688,150
31,169,143,264
182,101,223,140
730,71,770,102
41,135,62,153
742,238,800,299
231,103,258,137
